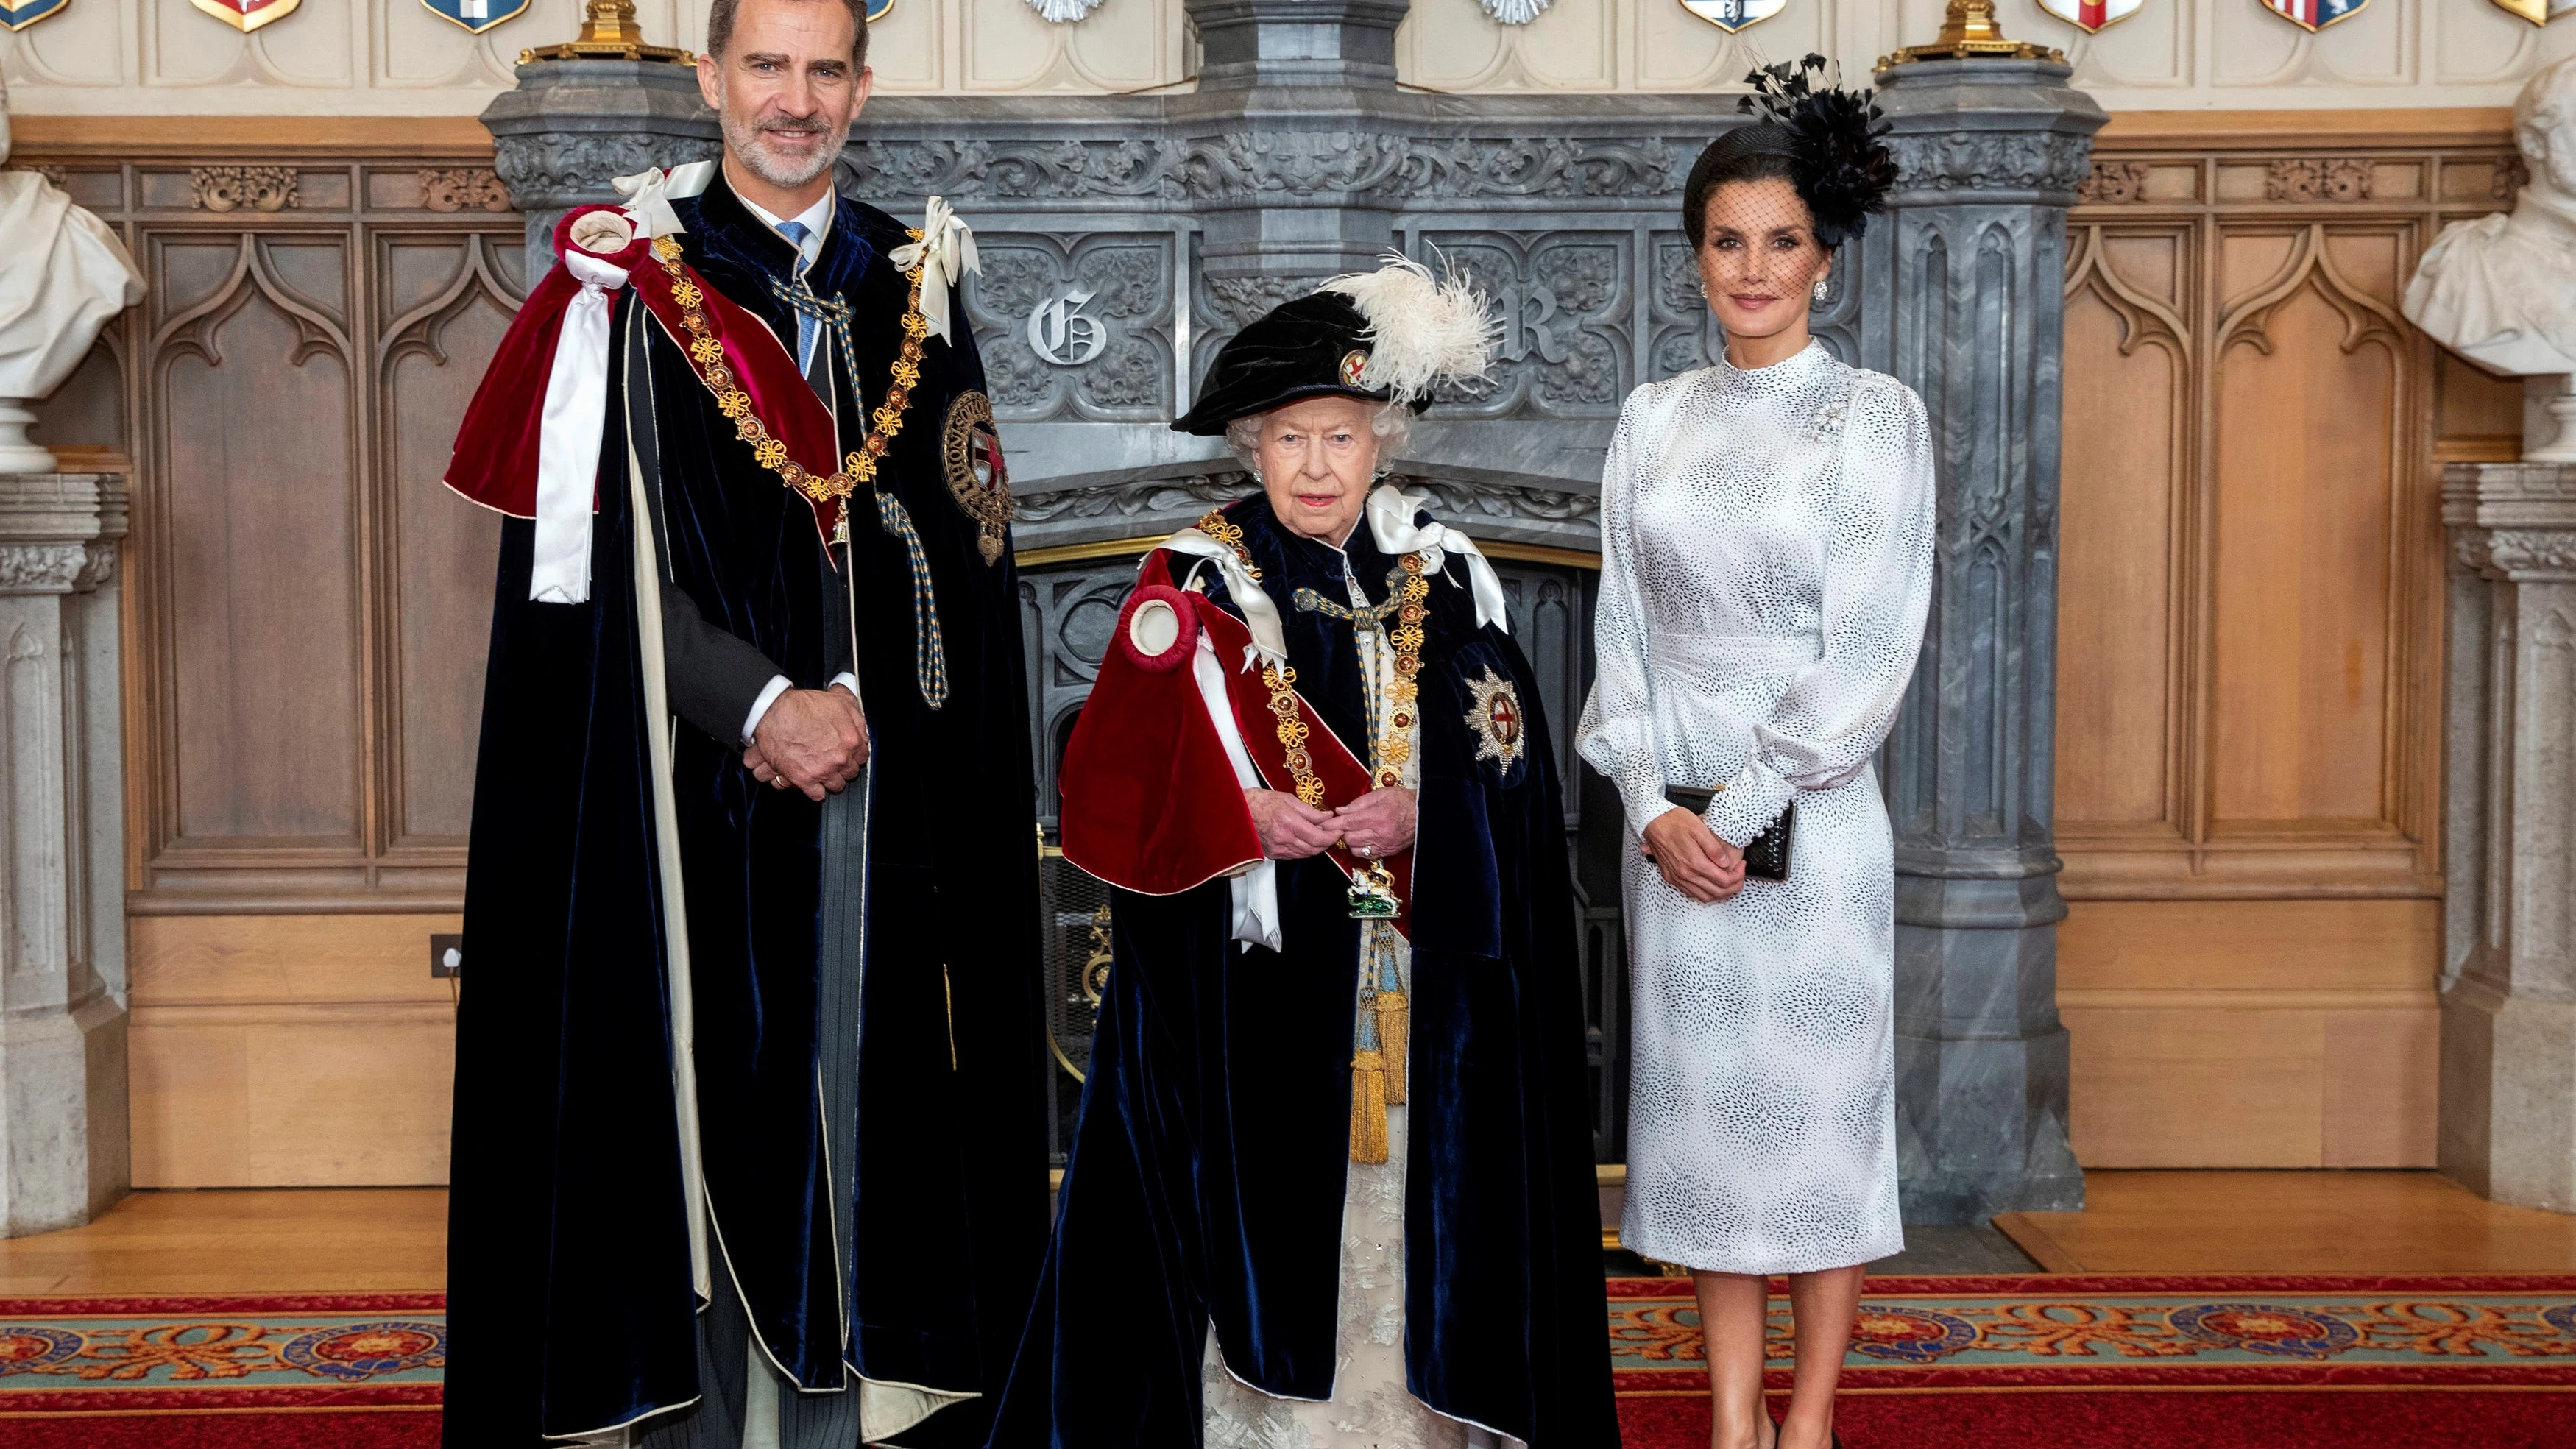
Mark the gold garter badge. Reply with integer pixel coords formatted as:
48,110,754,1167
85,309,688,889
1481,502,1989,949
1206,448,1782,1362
1462,667,1526,768
941,391,1015,565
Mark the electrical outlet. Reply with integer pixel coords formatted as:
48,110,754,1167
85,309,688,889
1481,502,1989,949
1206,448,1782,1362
431,934,464,979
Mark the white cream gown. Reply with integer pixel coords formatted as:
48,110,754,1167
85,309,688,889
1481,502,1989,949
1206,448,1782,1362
1199,548,1520,1449
1577,341,1935,1275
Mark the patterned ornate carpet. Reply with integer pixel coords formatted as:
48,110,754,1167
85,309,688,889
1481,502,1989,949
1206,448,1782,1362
0,1294,440,1447
0,1278,2570,1445
1611,1274,2576,1448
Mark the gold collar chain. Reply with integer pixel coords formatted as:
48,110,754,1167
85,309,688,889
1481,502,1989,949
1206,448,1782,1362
651,232,930,509
1194,511,1426,798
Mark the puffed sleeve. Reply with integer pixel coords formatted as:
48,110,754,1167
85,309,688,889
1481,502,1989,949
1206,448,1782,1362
1575,394,1674,837
1703,375,1936,847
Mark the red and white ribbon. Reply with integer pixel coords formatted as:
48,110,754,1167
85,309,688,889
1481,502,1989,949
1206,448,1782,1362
1366,484,1510,634
528,212,640,604
888,196,979,346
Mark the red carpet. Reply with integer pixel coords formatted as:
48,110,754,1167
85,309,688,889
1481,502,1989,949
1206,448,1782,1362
0,1404,439,1448
1611,1274,2576,1449
1620,1389,2576,1448
0,1278,2569,1445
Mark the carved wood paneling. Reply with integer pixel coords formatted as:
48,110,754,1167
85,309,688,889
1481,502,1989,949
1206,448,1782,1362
23,153,523,914
378,235,518,854
2053,120,2520,1168
18,141,523,1186
2059,226,2189,836
2210,227,2407,835
2056,134,2513,902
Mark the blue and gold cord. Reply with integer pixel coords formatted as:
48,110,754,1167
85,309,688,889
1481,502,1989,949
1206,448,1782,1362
876,492,949,710
771,274,949,711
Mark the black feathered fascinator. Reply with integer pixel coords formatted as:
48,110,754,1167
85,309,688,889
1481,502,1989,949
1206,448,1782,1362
1688,54,1897,250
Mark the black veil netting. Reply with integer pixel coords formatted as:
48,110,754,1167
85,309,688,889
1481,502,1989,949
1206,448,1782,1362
1693,54,1899,250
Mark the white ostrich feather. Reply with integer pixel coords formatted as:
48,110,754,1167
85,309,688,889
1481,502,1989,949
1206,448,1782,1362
1316,254,1499,406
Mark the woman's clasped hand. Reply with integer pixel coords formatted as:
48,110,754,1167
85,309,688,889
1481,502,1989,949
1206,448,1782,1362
1638,807,1747,903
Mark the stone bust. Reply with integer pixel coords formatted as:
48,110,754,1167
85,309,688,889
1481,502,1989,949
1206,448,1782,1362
0,77,147,473
2403,57,2576,378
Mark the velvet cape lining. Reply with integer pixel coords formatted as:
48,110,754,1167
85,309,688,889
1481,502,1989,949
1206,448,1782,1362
1060,551,1408,920
442,177,1048,1448
988,497,1618,1446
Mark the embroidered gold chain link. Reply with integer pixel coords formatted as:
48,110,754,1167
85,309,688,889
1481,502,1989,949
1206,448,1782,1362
1196,510,1323,806
1377,554,1428,787
651,232,930,509
1194,510,1426,803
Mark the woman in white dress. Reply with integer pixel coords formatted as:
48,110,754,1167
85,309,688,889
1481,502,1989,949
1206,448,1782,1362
1577,60,1931,1449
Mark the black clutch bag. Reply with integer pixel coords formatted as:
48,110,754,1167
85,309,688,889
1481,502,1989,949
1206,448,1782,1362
1662,784,1794,882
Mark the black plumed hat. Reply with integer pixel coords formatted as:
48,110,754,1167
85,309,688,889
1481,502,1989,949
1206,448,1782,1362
1174,293,1387,436
1686,54,1897,250
1174,256,1496,436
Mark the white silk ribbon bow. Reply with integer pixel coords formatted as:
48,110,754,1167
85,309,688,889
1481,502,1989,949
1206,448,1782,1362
609,160,718,239
528,238,637,605
1366,485,1511,634
887,196,980,346
1153,529,1289,669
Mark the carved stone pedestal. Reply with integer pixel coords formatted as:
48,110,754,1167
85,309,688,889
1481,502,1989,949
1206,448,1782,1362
1863,57,2105,1225
0,472,128,1236
2441,461,2576,1213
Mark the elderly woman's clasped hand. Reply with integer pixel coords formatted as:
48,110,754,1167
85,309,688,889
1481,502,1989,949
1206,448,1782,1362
1246,786,1418,862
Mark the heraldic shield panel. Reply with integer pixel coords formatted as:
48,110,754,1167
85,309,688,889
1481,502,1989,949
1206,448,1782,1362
2037,0,2144,32
2260,0,2368,30
1678,0,1785,32
421,0,532,32
0,0,68,32
189,0,299,29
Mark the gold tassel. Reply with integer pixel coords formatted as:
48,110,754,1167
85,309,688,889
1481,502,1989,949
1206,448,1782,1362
1349,1049,1390,1164
1375,991,1409,1105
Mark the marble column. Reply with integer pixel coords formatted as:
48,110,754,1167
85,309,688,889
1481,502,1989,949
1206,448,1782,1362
0,470,127,1236
481,57,717,286
2441,461,2576,1214
1861,57,2104,1223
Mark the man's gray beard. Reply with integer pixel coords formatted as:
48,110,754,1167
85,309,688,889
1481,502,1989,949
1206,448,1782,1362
723,112,851,192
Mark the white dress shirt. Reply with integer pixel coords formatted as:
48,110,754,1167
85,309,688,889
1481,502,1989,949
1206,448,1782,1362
729,186,857,743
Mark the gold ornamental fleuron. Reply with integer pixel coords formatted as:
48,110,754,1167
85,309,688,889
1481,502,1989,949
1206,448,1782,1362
1880,0,2064,68
520,0,691,63
2487,0,2575,24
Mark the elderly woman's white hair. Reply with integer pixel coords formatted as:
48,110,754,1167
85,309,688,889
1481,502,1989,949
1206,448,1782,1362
1223,402,1414,479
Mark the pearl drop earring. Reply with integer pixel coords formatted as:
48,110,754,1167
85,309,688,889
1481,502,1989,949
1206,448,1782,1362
1812,278,1830,302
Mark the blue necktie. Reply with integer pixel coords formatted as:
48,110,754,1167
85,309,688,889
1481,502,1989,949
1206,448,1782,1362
775,219,818,377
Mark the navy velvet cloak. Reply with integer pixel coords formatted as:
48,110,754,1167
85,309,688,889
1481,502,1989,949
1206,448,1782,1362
988,498,1618,1445
443,177,1049,1447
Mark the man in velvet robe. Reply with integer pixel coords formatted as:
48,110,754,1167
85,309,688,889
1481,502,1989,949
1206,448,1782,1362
988,276,1617,1445
439,1,1046,1445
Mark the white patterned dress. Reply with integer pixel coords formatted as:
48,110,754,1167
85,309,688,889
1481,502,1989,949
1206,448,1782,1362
1577,341,1935,1276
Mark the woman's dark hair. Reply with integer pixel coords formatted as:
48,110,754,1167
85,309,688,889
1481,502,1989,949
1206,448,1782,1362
1682,55,1897,252
1682,132,1802,250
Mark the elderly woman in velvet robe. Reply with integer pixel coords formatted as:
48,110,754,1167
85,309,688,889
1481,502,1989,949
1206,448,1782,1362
988,260,1618,1448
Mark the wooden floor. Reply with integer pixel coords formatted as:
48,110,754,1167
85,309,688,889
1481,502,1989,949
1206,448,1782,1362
1995,1169,2576,1274
0,1188,445,1295
0,1172,2568,1295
